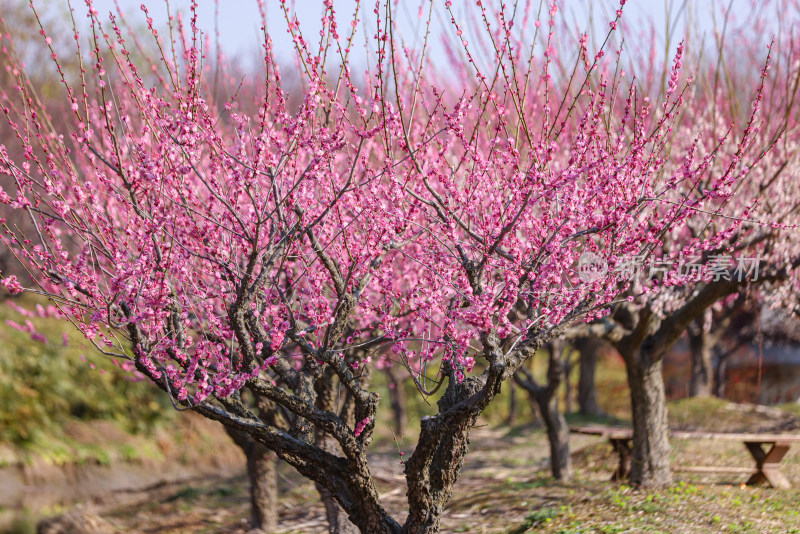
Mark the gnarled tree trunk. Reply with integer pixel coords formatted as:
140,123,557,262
515,341,573,481
313,426,359,534
403,365,490,533
621,348,672,487
316,366,361,534
534,388,572,480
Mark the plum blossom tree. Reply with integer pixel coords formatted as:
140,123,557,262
565,3,800,485
0,0,793,531
479,0,800,485
515,339,573,480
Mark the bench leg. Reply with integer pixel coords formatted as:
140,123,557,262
744,442,791,489
610,438,631,481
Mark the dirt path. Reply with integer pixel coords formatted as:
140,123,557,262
57,426,598,533
33,401,800,533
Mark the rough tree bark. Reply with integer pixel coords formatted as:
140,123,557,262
315,445,360,534
515,340,573,481
574,336,605,416
225,427,278,532
403,364,488,533
618,346,672,486
609,280,746,486
316,366,361,534
399,330,546,533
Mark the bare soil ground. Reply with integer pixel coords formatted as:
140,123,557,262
35,399,800,534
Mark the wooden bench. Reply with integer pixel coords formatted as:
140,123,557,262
571,425,800,488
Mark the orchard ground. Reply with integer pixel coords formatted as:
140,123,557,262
31,399,800,534
6,314,800,534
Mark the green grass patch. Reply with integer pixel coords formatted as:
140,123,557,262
0,296,175,461
504,481,800,533
509,507,562,533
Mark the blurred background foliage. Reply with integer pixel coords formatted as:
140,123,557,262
0,294,174,449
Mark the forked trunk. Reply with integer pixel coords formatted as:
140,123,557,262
402,371,488,534
516,341,572,481
315,366,363,534
624,353,672,487
533,390,573,480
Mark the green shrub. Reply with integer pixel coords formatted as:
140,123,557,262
0,297,174,446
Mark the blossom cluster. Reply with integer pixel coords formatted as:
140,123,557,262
0,0,793,420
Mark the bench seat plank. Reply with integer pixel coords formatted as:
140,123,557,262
570,426,800,443
671,431,800,442
673,466,754,474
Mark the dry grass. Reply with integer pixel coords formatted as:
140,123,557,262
70,401,800,534
18,347,800,534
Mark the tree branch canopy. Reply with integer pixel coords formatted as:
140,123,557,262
1,0,799,531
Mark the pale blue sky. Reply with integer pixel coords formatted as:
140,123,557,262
51,0,779,71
